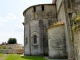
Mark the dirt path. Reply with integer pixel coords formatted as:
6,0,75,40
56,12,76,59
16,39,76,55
0,54,7,60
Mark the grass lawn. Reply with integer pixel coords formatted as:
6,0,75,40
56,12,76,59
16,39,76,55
0,53,3,58
5,54,45,60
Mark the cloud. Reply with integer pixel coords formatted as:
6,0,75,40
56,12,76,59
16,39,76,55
0,17,8,22
0,17,1,20
6,13,17,20
19,13,24,22
0,23,3,26
16,25,24,30
0,32,10,37
23,0,42,4
20,19,24,23
0,13,17,23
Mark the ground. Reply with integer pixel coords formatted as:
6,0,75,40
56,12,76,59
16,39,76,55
0,54,45,60
0,54,68,60
0,54,7,60
0,53,3,58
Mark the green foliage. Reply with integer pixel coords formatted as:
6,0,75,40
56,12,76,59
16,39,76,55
72,25,78,31
75,15,80,22
5,54,45,60
2,46,6,49
8,47,11,49
0,46,6,49
0,46,2,49
7,38,17,44
72,14,80,31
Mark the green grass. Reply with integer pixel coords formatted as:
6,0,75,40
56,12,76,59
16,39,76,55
5,54,45,60
0,53,3,58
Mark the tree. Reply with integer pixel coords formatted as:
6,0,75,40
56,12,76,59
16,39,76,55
7,38,17,44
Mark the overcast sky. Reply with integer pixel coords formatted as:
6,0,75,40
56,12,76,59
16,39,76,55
0,0,52,45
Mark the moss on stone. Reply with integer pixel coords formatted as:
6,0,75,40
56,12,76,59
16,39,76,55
47,21,64,31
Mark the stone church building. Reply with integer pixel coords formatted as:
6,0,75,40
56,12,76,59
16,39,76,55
23,0,80,60
23,4,57,56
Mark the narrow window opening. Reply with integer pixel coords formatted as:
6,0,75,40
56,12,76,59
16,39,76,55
33,6,36,12
42,5,44,11
26,37,28,44
34,35,37,44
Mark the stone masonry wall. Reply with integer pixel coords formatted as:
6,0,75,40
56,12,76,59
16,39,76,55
56,0,72,58
56,0,62,12
47,24,67,59
74,31,80,60
0,49,13,54
23,4,57,55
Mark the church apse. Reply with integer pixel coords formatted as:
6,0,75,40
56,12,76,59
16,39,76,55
23,4,57,55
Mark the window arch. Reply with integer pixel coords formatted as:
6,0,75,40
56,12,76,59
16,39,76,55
31,32,39,44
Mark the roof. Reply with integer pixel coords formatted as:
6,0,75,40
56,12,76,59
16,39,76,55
47,21,64,31
23,4,55,16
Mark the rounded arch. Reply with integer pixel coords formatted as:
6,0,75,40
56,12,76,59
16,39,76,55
31,32,39,44
31,32,39,37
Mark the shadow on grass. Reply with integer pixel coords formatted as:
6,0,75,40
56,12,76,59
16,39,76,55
21,56,45,60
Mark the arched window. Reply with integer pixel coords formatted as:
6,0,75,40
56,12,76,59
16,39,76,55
33,35,37,44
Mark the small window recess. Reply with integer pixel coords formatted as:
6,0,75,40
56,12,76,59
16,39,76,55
33,35,37,44
42,5,44,11
33,6,36,12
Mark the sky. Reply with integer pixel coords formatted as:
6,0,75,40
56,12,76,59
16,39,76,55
0,0,52,45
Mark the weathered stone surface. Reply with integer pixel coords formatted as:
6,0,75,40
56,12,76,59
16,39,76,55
23,4,57,55
47,23,67,59
56,0,72,59
74,30,80,60
23,0,80,59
